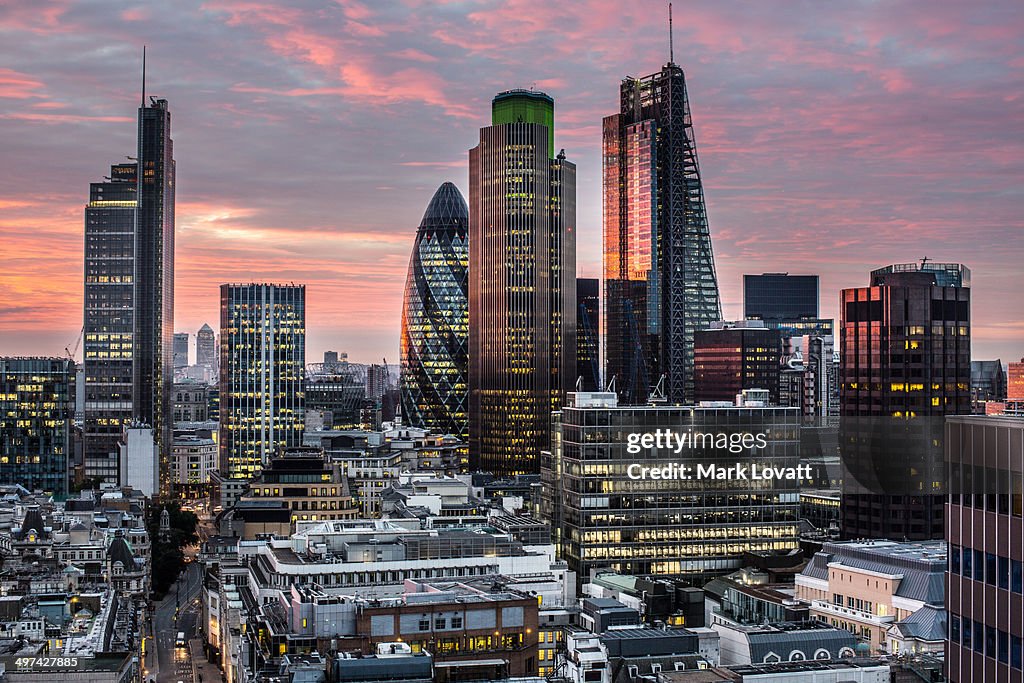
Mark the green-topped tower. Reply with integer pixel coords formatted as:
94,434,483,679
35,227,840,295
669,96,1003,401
469,89,576,476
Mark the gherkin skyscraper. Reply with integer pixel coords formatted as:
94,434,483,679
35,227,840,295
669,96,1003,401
399,182,469,438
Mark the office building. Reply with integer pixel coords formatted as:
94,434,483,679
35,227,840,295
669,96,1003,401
0,357,74,495
1009,358,1024,400
118,423,159,497
796,539,946,655
744,273,833,348
236,447,357,527
173,332,189,368
576,277,601,392
694,321,781,404
306,369,366,431
366,364,387,402
172,381,209,422
946,415,1024,680
540,392,800,585
603,62,721,405
469,89,576,475
219,283,305,479
399,182,469,439
972,359,1006,414
170,434,217,487
196,322,216,373
744,274,817,322
83,95,175,491
83,162,137,483
135,96,175,495
840,262,971,540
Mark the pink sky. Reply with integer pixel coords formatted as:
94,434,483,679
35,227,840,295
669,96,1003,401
0,0,1021,363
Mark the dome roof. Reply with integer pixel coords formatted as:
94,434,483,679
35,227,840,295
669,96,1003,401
107,533,136,569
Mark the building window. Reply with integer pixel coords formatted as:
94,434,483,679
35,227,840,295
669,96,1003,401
418,618,429,631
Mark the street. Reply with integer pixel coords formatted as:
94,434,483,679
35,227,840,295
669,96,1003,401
149,561,204,683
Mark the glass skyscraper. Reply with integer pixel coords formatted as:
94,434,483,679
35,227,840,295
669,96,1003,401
83,162,138,482
0,357,75,495
603,62,721,405
840,262,971,540
219,283,305,479
399,182,469,439
469,89,576,475
196,323,216,373
83,96,175,491
576,277,601,392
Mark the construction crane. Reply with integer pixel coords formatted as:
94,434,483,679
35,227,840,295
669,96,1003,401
65,326,84,362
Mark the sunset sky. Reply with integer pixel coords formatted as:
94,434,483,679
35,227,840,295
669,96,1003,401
1,0,1021,364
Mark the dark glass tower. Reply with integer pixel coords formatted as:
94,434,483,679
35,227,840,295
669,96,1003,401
603,62,721,405
196,323,216,373
399,182,469,438
469,89,576,475
0,357,74,495
219,284,305,480
83,162,138,482
694,321,781,404
840,262,971,540
135,97,175,495
743,273,833,339
576,277,601,392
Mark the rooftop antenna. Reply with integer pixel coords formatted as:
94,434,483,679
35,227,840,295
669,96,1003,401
920,256,931,268
668,3,674,64
141,45,146,107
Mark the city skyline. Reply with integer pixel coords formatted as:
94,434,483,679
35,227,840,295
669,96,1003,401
1,0,1022,364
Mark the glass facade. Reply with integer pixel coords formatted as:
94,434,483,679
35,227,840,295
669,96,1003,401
135,98,175,494
576,278,601,392
469,91,576,476
744,274,819,321
196,323,216,372
219,284,305,479
840,262,970,540
693,324,782,404
83,162,138,482
0,357,74,495
399,182,469,439
540,401,800,585
604,63,721,405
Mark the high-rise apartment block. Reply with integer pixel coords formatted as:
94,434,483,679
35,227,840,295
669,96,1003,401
945,415,1024,680
0,357,74,495
399,182,469,439
603,62,721,405
469,89,576,475
840,262,971,540
219,283,305,479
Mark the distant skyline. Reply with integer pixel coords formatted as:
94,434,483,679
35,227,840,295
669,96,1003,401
1,0,1021,363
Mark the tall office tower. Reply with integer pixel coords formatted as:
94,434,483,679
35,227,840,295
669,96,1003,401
399,182,469,438
83,162,138,482
0,357,74,495
603,62,721,405
744,273,833,343
219,284,305,479
840,262,971,540
945,415,1024,681
173,332,189,368
575,277,601,392
196,323,216,373
323,350,340,371
693,320,781,404
469,89,576,475
135,96,175,495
